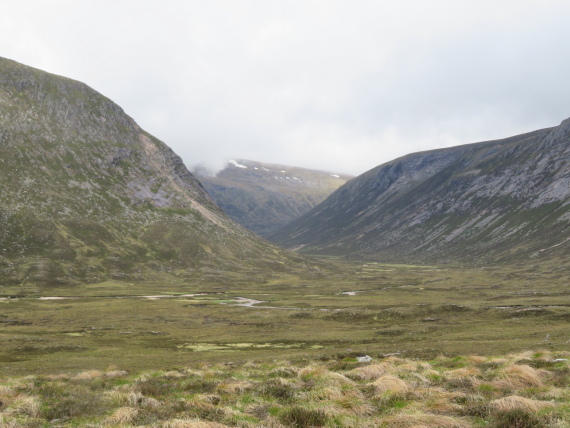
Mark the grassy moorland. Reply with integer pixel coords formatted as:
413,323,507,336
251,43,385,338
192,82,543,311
1,350,569,427
0,260,569,426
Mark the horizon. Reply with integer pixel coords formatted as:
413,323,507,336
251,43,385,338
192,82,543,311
3,1,570,175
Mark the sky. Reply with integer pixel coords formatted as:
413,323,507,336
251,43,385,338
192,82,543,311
2,0,570,176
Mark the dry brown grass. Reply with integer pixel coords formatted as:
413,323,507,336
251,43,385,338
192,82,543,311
465,355,487,365
448,367,481,379
44,373,70,381
0,415,20,428
494,364,548,389
348,363,390,380
73,369,103,380
127,391,145,406
510,350,536,362
326,371,355,385
413,387,466,413
162,421,231,428
105,370,128,378
335,389,375,416
216,380,253,394
305,385,344,402
298,365,328,379
164,370,186,378
106,406,139,424
370,375,410,398
446,366,481,389
140,396,162,408
0,351,567,427
3,395,40,418
490,395,554,413
381,412,470,427
269,365,299,378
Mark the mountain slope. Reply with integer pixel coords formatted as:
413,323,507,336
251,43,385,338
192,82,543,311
0,57,308,286
195,160,352,237
271,122,570,264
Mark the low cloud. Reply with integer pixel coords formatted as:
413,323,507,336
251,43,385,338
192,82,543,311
2,0,570,175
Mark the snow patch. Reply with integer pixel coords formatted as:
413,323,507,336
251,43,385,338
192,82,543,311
227,160,247,169
330,174,340,178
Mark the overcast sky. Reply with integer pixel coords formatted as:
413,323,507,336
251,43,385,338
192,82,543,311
2,0,570,175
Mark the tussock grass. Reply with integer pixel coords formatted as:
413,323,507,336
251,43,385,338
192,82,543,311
495,364,548,389
382,413,470,427
491,395,553,413
106,406,139,424
370,375,411,398
73,369,104,380
0,351,568,427
162,420,231,428
348,363,390,380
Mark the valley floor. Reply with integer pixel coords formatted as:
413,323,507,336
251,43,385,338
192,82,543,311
0,260,569,426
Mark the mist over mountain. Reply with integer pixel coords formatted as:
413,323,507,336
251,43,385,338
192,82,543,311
0,57,309,286
271,122,570,264
194,160,352,237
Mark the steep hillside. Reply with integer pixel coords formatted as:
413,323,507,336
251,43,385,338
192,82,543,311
0,57,309,286
271,122,570,264
195,160,352,237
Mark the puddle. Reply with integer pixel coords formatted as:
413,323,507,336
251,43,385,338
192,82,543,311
178,342,326,351
227,297,306,310
141,293,207,300
6,293,338,312
13,293,212,301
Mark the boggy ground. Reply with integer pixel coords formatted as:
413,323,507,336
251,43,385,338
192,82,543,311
0,260,569,375
1,350,569,427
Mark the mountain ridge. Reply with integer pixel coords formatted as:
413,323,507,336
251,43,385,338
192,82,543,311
0,57,310,286
195,159,352,237
271,122,570,264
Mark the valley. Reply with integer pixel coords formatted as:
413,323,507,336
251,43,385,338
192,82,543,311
0,56,569,426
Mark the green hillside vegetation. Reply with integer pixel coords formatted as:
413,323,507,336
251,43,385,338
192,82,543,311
0,57,311,287
195,160,352,237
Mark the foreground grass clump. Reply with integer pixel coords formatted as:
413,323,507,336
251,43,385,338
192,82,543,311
0,350,569,427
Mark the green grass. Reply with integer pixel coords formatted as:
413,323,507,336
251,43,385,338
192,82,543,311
1,260,570,426
1,260,569,376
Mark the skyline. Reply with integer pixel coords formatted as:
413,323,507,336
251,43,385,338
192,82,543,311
3,0,570,175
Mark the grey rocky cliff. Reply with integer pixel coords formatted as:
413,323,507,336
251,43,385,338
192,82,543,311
272,123,569,264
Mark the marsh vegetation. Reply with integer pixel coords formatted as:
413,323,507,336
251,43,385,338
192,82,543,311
1,260,569,426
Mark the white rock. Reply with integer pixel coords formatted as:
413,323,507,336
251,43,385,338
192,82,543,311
357,355,372,363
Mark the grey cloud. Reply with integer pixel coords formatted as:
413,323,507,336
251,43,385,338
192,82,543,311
2,0,570,175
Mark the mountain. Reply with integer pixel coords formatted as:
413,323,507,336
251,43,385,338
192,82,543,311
0,57,310,286
194,160,352,237
271,121,570,264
